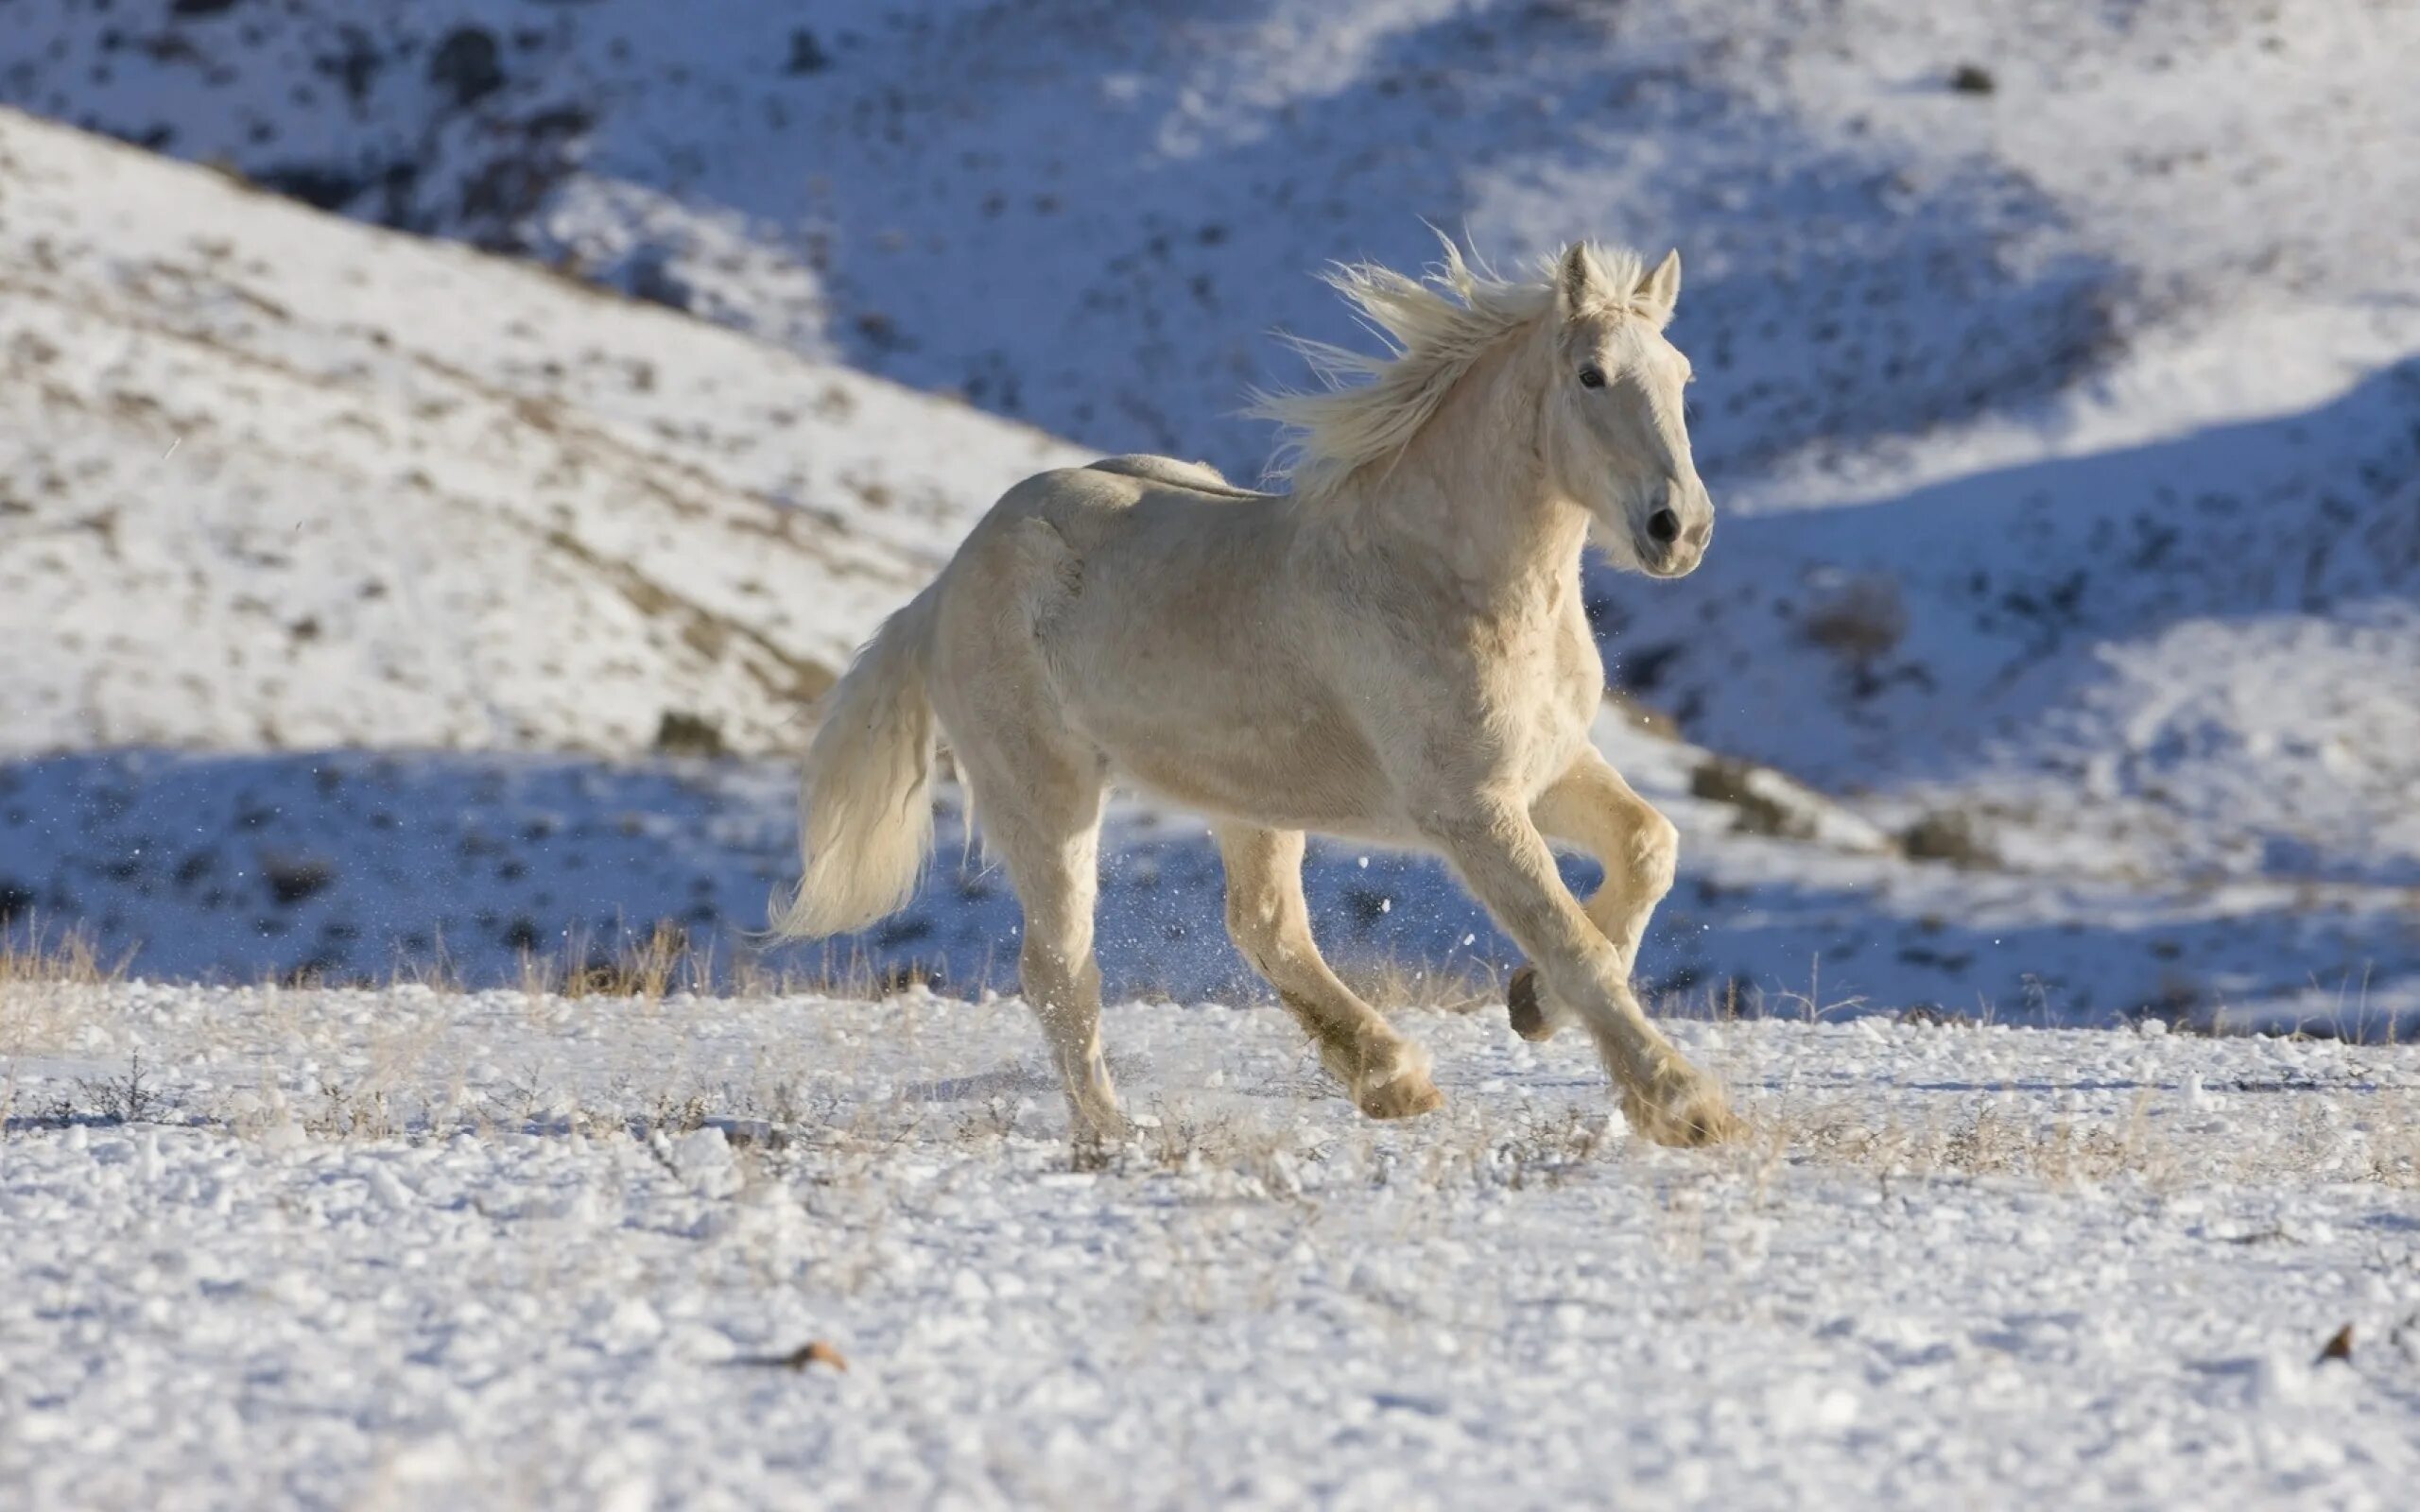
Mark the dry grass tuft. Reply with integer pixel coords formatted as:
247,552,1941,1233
1,921,130,1059
516,919,693,1002
1737,1084,2420,1191
1338,954,1507,1016
0,919,128,988
481,922,962,1004
1771,1093,2176,1186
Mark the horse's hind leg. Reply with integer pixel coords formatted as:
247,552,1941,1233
1505,748,1679,1042
1218,825,1442,1119
958,732,1122,1145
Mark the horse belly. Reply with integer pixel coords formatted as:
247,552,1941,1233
1076,672,1406,839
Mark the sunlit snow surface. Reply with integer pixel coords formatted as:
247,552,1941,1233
5,982,2417,1508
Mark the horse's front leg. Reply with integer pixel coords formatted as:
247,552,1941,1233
1505,748,1679,1042
1425,793,1737,1146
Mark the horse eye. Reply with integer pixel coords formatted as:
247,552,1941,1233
1577,365,1605,389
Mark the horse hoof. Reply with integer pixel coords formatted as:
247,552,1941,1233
1358,1072,1445,1120
1506,967,1556,1042
1065,1103,1129,1163
1623,1075,1742,1148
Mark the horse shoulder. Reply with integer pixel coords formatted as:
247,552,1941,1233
1552,593,1605,702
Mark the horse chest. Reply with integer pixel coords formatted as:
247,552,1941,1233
1466,607,1602,791
1510,614,1606,779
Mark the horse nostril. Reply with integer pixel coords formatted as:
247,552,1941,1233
1646,508,1681,544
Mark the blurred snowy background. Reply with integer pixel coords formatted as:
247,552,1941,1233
4,0,2415,1029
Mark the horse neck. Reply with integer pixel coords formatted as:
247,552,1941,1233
1333,330,1589,605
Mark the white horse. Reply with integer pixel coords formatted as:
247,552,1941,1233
773,237,1737,1147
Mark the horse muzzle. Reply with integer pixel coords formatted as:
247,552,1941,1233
1635,498,1712,577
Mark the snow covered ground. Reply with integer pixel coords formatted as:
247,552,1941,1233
5,979,2417,1508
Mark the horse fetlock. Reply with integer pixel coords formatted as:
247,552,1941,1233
1063,1090,1129,1147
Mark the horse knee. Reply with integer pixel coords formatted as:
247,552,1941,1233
1625,808,1679,901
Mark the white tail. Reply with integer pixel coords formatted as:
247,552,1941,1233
769,586,942,939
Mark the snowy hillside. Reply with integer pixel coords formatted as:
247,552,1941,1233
5,980,2417,1507
1630,314,2420,887
1,8,2415,1026
0,108,1076,754
9,704,2412,1034
9,1,2415,476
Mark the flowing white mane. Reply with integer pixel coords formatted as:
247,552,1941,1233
1250,237,1651,499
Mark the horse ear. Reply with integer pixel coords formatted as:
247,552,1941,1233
1635,249,1682,327
1558,242,1599,314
